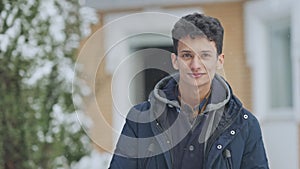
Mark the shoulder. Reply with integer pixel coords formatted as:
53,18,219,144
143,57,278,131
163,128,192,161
124,101,158,138
242,108,262,135
229,95,263,138
231,105,263,144
132,101,151,112
128,101,151,117
125,101,153,125
230,95,260,127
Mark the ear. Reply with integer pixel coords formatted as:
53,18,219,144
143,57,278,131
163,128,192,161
171,53,179,70
217,53,225,69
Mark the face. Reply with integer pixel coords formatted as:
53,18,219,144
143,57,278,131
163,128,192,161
171,36,224,90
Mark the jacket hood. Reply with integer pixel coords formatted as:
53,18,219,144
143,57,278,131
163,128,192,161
151,73,231,112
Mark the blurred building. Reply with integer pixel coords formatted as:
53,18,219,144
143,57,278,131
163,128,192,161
79,0,300,168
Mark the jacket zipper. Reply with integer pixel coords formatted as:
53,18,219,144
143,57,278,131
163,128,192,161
142,149,152,168
224,149,233,169
155,120,174,168
142,158,151,169
142,143,157,168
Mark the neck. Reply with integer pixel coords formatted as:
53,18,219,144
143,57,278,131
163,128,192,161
178,83,211,108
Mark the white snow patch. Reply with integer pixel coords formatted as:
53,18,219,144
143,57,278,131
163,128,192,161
23,60,54,85
71,150,112,169
0,34,9,52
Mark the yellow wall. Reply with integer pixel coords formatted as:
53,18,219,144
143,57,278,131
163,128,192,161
201,2,252,110
78,13,113,152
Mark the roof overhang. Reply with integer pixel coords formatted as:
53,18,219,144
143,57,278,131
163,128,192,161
85,0,244,12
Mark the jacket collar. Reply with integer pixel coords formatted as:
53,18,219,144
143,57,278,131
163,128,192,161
149,73,234,124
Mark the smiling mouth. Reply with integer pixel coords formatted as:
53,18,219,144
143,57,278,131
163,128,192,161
188,72,206,78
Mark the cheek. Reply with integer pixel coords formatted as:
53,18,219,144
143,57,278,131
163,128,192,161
178,61,189,69
202,61,216,70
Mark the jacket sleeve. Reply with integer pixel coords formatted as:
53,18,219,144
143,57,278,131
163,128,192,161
109,114,139,169
240,114,269,169
109,102,150,169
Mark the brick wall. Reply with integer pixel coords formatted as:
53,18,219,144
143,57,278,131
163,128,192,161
201,2,253,111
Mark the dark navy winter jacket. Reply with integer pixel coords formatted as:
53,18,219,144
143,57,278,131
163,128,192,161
109,74,269,169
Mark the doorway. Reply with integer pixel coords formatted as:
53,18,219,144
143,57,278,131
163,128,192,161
130,45,175,104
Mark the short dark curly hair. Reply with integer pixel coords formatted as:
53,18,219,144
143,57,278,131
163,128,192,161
171,13,224,55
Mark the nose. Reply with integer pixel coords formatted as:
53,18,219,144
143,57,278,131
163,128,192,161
190,55,204,71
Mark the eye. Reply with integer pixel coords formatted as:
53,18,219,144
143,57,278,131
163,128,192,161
180,53,193,60
201,53,212,59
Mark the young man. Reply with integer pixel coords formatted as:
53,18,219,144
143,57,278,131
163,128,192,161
109,13,269,169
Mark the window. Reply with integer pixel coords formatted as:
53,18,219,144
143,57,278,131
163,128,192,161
268,22,293,108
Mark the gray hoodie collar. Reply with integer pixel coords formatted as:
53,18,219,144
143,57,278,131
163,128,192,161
152,73,231,112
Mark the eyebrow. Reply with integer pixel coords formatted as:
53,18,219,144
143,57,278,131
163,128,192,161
200,50,213,53
179,50,192,53
179,50,213,53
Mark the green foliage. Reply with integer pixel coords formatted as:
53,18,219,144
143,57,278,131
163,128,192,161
0,0,97,168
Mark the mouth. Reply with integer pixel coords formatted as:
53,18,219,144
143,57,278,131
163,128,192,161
187,72,206,78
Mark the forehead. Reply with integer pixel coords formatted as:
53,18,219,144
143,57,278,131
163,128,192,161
177,36,217,52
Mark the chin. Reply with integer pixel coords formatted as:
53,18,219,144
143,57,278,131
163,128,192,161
194,79,210,88
181,75,209,87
